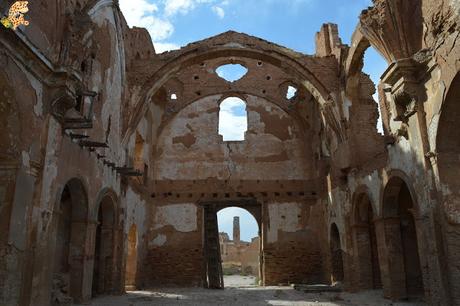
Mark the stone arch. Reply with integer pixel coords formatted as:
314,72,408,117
51,178,89,304
125,37,344,146
435,72,460,303
344,28,386,163
125,224,138,291
330,223,344,284
92,191,118,296
381,175,424,299
351,189,382,290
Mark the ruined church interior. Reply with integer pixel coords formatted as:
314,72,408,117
1,0,460,305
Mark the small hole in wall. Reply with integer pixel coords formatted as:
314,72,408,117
171,93,178,100
257,61,263,66
266,76,272,81
195,91,201,96
286,86,298,100
262,90,266,94
194,75,200,80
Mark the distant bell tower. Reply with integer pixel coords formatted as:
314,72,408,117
233,216,240,243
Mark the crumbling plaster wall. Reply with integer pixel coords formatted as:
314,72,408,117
147,91,326,286
154,94,312,180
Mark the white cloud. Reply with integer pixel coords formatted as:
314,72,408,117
120,0,174,42
212,6,225,19
218,97,247,141
143,16,175,41
120,0,158,26
164,0,214,16
154,42,181,53
120,0,220,53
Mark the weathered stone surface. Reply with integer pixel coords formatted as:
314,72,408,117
0,0,459,305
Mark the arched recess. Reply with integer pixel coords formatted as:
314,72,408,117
330,223,344,284
382,176,424,299
125,224,138,291
92,194,116,296
436,72,460,303
51,178,89,304
352,192,381,289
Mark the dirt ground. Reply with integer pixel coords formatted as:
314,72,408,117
223,275,257,287
78,277,426,306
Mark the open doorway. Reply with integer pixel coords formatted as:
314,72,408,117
202,201,261,289
217,207,260,288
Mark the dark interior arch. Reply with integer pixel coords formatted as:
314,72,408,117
382,177,424,299
330,223,344,283
352,192,381,289
52,178,88,304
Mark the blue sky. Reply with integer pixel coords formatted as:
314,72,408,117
119,0,387,239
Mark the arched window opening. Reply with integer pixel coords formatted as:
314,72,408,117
218,97,248,141
217,207,260,287
170,93,177,100
216,64,248,82
362,46,387,134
